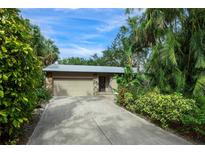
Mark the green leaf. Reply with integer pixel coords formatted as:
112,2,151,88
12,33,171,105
195,54,205,69
0,30,5,35
2,101,9,107
11,92,17,97
18,119,24,123
23,49,28,54
0,110,7,117
0,90,4,98
13,72,17,77
23,97,28,102
1,46,7,53
23,117,28,122
3,74,8,81
9,128,13,135
193,75,205,97
12,119,20,128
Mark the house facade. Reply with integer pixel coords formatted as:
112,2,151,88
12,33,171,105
43,64,126,96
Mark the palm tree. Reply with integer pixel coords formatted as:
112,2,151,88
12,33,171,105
125,8,205,100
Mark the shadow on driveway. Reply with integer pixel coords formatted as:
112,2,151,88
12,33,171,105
28,96,191,145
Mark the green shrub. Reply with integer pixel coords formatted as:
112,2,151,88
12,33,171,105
124,92,134,105
181,107,205,136
196,96,205,109
35,87,51,102
116,87,128,107
130,73,150,96
127,90,196,128
0,9,41,141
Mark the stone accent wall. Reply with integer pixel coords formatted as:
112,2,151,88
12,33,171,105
93,74,98,95
45,72,53,94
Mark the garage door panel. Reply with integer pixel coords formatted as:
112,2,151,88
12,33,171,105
54,78,93,96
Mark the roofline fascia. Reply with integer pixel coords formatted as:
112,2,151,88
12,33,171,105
43,70,124,74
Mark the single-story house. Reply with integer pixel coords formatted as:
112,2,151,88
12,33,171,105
43,64,136,96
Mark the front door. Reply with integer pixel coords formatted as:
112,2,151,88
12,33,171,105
99,76,106,92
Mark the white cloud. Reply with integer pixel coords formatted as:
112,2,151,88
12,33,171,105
79,33,102,41
96,9,142,33
59,44,104,58
21,8,143,58
96,15,126,32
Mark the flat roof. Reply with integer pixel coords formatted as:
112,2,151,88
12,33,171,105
43,64,137,74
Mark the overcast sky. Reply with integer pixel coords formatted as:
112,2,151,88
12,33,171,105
20,8,138,59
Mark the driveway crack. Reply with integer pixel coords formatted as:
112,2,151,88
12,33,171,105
92,118,113,145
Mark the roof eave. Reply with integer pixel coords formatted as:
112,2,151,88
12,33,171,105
43,69,124,74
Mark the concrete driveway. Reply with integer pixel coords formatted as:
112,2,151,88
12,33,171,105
28,96,191,145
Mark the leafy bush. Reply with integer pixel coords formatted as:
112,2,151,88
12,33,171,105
124,92,134,105
35,87,51,102
116,87,128,107
127,89,196,128
116,65,135,88
116,64,150,107
127,73,151,99
181,107,205,136
0,9,42,141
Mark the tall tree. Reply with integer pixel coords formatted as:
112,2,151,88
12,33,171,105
30,25,59,66
125,8,205,100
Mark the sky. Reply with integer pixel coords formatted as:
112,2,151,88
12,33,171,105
20,8,138,59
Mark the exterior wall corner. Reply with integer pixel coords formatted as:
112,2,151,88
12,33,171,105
45,72,53,94
93,74,99,95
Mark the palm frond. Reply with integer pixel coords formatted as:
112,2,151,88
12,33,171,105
193,74,205,97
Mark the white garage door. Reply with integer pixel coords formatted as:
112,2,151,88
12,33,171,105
53,78,93,96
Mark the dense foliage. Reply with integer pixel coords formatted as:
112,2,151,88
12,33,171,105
30,25,59,66
59,54,106,66
125,8,205,100
0,9,56,144
126,89,196,128
115,8,205,142
0,9,41,141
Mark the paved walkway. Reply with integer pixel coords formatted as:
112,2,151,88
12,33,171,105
28,96,191,145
